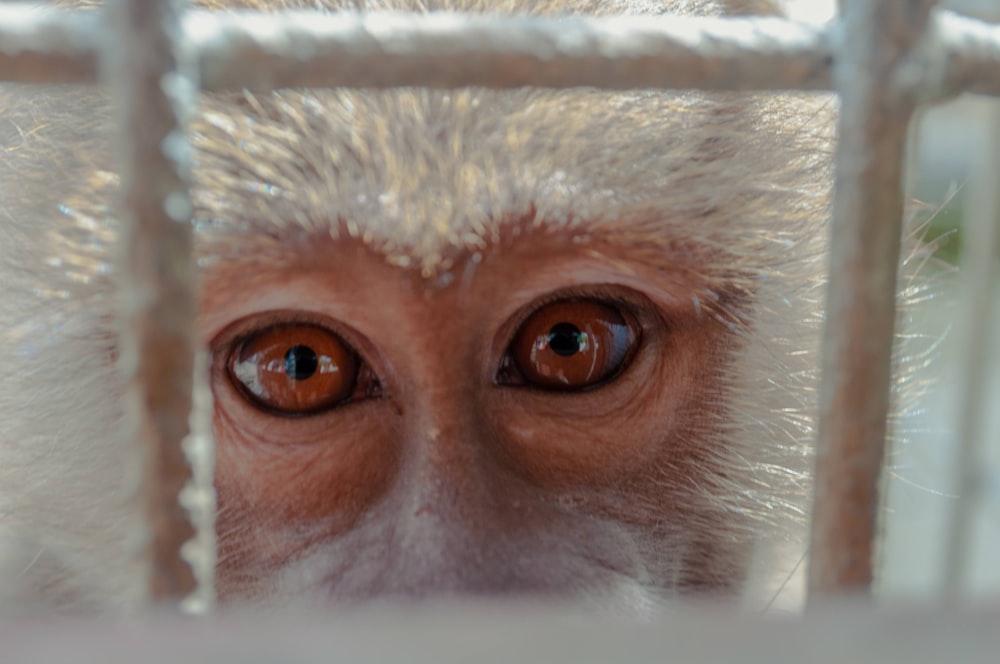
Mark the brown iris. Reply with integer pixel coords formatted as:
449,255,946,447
229,324,358,414
509,300,636,390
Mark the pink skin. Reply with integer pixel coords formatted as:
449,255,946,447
201,235,742,605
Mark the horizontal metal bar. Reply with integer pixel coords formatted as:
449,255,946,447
4,603,1000,662
187,11,833,91
0,6,998,96
937,11,1000,98
0,5,100,84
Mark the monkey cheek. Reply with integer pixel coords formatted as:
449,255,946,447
484,356,684,488
209,395,666,604
211,399,403,598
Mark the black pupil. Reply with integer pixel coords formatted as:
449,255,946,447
547,323,583,357
284,345,319,380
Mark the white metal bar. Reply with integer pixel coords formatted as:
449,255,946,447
0,4,100,84
1,6,1000,98
808,0,937,599
3,604,1000,662
187,11,832,91
105,0,204,607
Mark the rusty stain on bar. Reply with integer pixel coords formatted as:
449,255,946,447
807,0,939,599
105,0,199,603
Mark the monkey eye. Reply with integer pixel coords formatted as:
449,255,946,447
228,323,365,415
501,300,638,391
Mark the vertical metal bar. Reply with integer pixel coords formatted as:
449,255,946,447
808,0,938,599
106,0,201,604
943,102,1000,598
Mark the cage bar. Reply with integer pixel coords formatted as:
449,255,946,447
0,5,100,84
104,0,202,604
937,10,1000,97
3,7,1000,97
807,0,939,598
4,602,1000,662
187,11,833,92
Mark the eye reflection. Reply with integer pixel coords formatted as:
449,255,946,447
229,324,359,415
506,300,637,390
547,322,586,357
285,345,319,380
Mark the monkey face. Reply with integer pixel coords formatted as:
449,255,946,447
174,81,830,608
203,230,741,606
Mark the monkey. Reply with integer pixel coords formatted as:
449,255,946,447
0,0,835,615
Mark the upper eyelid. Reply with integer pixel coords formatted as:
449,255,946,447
499,287,652,349
211,311,362,356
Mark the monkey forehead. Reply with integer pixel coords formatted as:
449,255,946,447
189,86,828,280
179,0,799,279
